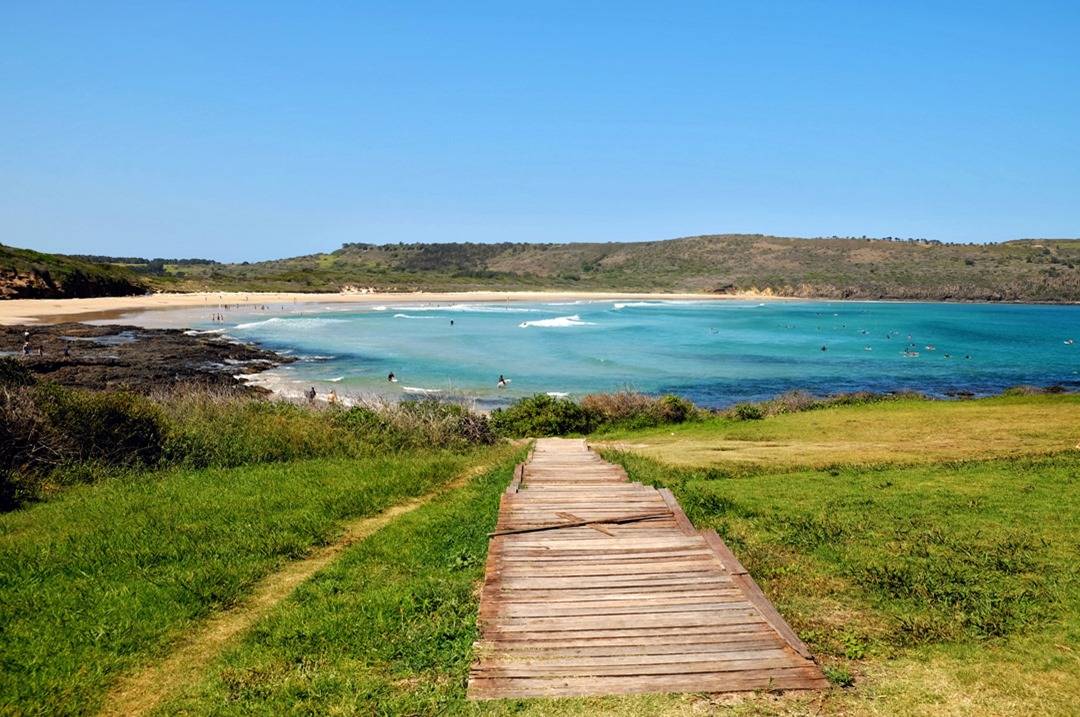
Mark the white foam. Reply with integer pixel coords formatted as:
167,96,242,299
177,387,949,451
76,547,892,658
393,313,437,320
234,317,347,330
386,304,541,314
402,386,442,394
327,376,345,382
612,300,708,309
184,328,226,335
519,314,596,328
234,317,282,329
546,391,570,398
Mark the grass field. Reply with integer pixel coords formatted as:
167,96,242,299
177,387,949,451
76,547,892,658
150,398,1078,715
0,447,514,715
595,394,1080,471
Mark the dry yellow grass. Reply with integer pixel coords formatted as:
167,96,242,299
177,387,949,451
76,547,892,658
596,395,1080,471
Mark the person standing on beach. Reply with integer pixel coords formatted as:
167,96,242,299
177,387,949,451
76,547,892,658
306,386,316,402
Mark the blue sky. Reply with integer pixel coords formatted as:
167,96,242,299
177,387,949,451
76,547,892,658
2,2,1078,261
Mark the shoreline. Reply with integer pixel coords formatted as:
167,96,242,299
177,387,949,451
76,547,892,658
3,290,1077,326
0,290,787,325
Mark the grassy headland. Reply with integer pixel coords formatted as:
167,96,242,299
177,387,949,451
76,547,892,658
0,244,147,299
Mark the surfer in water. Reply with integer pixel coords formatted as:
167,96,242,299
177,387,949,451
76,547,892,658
388,372,397,383
497,375,508,388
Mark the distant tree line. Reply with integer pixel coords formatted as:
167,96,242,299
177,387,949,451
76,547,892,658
71,256,219,276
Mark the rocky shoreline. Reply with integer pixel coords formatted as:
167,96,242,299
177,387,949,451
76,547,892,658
1,323,292,393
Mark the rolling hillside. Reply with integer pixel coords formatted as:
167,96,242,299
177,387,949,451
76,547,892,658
148,234,1080,302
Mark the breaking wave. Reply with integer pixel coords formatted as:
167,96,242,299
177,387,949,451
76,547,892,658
518,314,596,328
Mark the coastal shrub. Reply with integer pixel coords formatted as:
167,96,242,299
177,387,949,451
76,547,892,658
0,386,50,509
0,384,167,507
1001,384,1065,396
162,394,351,467
1,385,498,509
335,398,495,451
732,402,766,420
490,394,600,437
0,357,34,387
581,391,700,430
35,384,166,468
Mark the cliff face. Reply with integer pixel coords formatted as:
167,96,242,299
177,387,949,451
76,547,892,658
0,246,147,299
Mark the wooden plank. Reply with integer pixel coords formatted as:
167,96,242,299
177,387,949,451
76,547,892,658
469,665,828,698
488,512,672,537
658,488,697,535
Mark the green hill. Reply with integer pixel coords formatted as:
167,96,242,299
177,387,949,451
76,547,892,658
6,235,1080,302
0,244,147,299
148,234,1080,302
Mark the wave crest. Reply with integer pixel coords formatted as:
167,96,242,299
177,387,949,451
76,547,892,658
519,314,597,328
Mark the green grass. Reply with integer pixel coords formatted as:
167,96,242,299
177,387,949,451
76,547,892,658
5,393,1079,715
0,448,510,715
583,450,1080,716
159,452,524,715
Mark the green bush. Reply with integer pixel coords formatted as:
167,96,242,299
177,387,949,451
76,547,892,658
732,402,766,420
490,394,600,437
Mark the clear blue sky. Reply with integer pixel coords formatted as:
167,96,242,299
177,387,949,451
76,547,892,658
3,1,1078,261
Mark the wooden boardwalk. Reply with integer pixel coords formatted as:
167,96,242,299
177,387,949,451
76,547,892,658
468,438,826,699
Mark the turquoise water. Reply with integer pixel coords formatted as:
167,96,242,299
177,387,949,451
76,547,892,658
197,300,1080,408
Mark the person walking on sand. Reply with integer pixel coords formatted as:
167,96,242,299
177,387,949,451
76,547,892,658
306,386,316,402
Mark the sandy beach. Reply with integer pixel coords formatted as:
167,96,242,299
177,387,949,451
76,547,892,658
0,290,781,326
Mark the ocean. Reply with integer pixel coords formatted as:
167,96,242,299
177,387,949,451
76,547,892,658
185,299,1079,408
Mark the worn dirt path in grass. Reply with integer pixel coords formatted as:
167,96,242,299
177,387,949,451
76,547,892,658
98,454,511,717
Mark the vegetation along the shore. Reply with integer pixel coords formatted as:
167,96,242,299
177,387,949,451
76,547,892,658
5,235,1080,301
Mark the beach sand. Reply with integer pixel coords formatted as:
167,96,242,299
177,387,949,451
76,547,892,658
0,290,781,326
